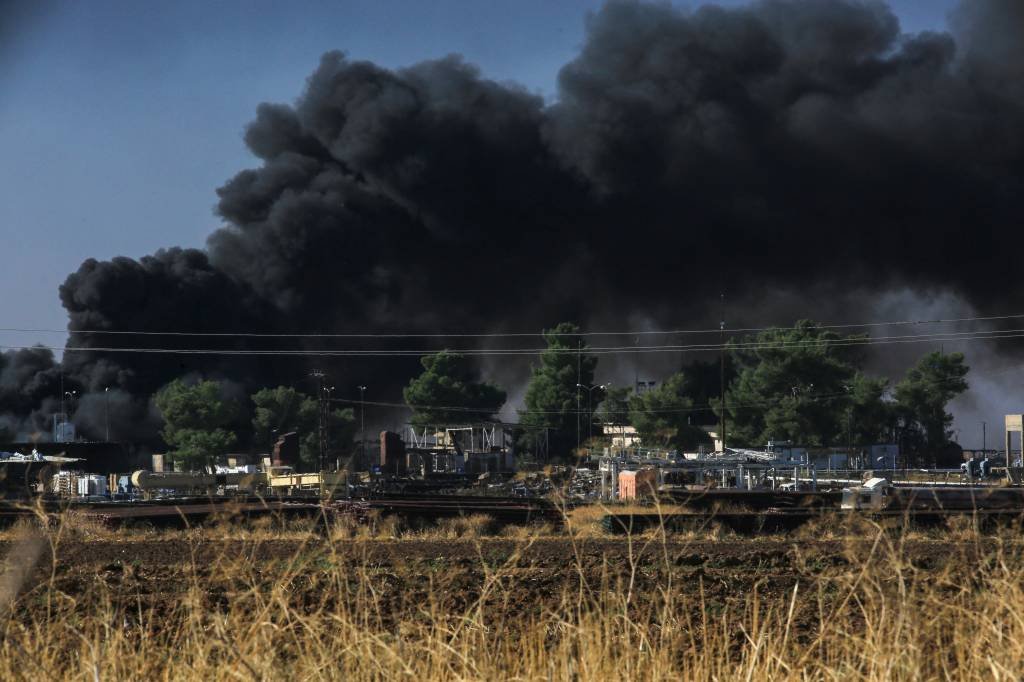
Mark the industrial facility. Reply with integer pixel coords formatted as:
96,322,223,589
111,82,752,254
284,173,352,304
0,411,1020,533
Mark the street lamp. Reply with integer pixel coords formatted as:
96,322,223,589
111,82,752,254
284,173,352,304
323,385,335,470
61,390,77,442
576,383,607,444
63,390,77,417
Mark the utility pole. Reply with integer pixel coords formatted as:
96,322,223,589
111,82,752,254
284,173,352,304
576,340,582,453
104,387,110,441
590,384,603,442
311,370,327,472
325,385,335,468
358,385,367,468
719,293,726,452
634,335,640,394
982,421,987,454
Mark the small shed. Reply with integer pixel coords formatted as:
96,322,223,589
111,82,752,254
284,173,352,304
618,469,658,500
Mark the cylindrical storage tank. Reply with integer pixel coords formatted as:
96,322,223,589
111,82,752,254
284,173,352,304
130,470,217,490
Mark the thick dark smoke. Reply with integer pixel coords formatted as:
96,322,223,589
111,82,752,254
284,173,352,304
5,0,1023,442
0,348,60,440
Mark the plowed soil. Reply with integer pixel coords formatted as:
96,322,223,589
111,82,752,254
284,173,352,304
0,532,990,632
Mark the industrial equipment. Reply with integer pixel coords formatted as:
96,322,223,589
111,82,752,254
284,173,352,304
130,469,266,496
841,477,890,510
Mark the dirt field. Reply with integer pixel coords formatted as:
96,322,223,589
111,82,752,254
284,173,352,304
2,515,1023,679
0,529,992,629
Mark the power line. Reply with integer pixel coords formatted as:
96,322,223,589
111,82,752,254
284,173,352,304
329,368,993,417
2,312,1023,339
3,327,1024,357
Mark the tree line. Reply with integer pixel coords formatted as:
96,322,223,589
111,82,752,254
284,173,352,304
153,320,969,469
154,382,355,470
403,321,969,466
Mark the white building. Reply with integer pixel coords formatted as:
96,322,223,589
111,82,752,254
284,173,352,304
602,423,641,448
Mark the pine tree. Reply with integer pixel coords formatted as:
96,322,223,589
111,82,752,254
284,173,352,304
403,351,506,426
518,322,596,459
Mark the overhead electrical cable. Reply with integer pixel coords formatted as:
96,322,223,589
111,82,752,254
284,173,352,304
1,312,1023,339
2,327,1024,357
330,368,994,417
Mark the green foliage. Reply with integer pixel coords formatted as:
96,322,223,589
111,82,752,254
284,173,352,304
251,386,354,469
893,351,969,464
715,320,969,461
155,379,241,470
596,386,632,426
848,373,893,446
677,358,736,427
251,386,305,448
161,428,237,471
403,351,506,426
723,320,873,448
628,373,710,450
518,322,597,458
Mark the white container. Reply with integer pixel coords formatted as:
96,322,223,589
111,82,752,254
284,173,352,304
214,464,258,474
77,474,108,497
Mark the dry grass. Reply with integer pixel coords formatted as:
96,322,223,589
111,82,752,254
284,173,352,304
563,501,689,537
3,511,1024,679
329,512,502,541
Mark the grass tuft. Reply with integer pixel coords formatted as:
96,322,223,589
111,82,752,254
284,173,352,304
0,507,1021,679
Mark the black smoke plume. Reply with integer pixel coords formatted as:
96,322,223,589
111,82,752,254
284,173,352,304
5,0,1023,442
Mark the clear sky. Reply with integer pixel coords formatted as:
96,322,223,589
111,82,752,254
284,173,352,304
0,0,958,338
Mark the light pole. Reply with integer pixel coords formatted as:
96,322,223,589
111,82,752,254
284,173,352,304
576,341,582,452
310,370,327,471
62,390,76,442
323,385,335,470
104,387,110,441
720,293,726,452
358,386,367,466
576,383,606,445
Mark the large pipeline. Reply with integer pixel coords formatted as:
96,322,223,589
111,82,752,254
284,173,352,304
130,470,265,493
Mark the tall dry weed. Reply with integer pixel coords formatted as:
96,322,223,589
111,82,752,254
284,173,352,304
0,508,1022,679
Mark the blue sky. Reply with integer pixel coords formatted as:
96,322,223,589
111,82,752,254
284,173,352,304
0,0,958,340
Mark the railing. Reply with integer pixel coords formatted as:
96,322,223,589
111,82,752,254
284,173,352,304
779,468,1007,488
